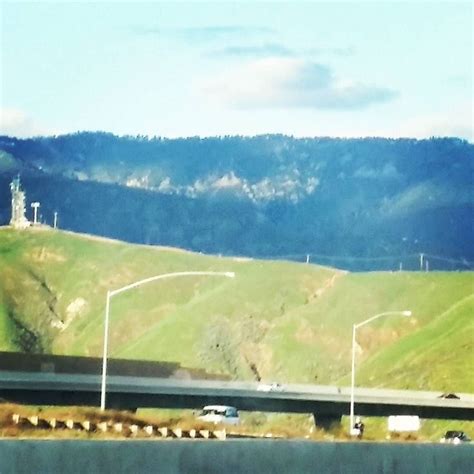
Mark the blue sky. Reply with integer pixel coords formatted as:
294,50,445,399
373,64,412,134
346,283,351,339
1,1,472,140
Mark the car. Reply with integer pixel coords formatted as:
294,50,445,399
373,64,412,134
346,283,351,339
257,382,284,392
438,393,460,399
197,405,240,425
440,431,471,444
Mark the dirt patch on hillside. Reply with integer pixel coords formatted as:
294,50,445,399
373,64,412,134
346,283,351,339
356,327,406,356
305,271,346,303
53,297,88,331
295,320,318,345
27,246,66,263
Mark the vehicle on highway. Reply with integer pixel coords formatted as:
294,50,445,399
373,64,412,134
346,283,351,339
257,382,284,392
438,393,461,399
388,415,420,434
197,405,240,425
440,431,471,444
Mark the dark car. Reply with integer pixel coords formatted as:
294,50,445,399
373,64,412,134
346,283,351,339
440,431,471,444
438,393,461,399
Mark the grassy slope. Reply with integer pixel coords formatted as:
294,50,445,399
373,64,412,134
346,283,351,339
0,227,472,394
0,302,17,351
356,292,474,392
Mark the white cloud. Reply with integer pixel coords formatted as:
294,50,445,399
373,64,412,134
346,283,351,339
201,58,397,110
0,108,50,138
210,43,294,58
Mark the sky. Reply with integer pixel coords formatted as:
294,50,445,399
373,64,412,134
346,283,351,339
1,1,472,140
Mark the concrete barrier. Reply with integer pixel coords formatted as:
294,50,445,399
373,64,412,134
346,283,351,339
12,415,44,429
65,420,76,430
97,421,108,433
10,413,226,439
27,416,39,426
80,421,92,431
0,350,228,380
0,440,472,474
212,429,226,440
143,425,154,436
113,422,123,433
128,424,139,437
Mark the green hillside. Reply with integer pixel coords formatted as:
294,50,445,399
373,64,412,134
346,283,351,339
0,226,472,393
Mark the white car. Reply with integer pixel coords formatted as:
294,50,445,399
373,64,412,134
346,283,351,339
257,382,284,392
197,405,240,425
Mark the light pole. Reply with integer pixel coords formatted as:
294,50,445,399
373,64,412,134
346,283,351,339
100,270,235,411
349,310,412,434
31,202,40,225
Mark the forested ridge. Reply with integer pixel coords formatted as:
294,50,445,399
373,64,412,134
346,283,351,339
0,133,472,270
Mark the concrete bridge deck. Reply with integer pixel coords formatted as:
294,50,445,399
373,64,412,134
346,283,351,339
1,371,473,423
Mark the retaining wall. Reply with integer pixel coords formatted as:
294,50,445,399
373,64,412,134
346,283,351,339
1,439,473,474
0,351,228,380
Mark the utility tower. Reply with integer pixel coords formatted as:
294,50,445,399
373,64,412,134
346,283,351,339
9,176,30,229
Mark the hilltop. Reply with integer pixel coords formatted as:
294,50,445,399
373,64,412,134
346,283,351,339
0,227,472,394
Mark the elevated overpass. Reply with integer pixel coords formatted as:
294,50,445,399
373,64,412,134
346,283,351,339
1,371,473,427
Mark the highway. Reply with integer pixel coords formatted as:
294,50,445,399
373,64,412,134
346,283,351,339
1,371,473,424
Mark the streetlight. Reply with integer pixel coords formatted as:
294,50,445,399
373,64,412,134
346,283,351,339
100,270,235,411
349,310,412,434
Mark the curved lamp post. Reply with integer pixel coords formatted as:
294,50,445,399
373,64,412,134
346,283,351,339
349,310,412,433
100,270,235,410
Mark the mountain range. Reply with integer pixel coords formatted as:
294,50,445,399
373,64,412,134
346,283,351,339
0,133,472,270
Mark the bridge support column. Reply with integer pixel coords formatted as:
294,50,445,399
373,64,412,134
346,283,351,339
312,413,342,431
